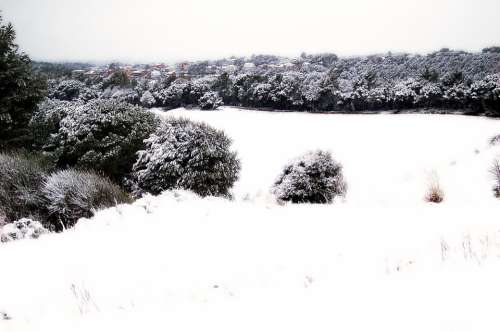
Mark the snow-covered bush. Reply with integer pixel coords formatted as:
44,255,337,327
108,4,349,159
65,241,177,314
0,152,48,223
78,86,100,102
42,169,130,230
470,74,500,115
30,99,81,150
154,80,189,108
390,79,421,109
51,99,159,181
102,87,139,104
489,134,500,146
0,218,48,243
198,91,223,110
424,173,444,203
132,118,241,197
272,150,347,204
418,82,443,108
140,91,156,108
490,159,500,198
50,80,87,101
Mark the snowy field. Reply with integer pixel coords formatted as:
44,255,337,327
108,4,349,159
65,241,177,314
1,107,500,331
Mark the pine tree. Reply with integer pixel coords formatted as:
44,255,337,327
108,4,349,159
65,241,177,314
0,15,46,149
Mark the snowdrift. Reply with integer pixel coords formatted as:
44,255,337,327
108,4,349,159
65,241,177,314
1,108,500,331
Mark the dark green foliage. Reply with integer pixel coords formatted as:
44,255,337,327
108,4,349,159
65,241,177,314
48,99,160,181
0,15,47,149
49,79,87,101
132,117,241,197
42,169,130,230
29,99,78,151
272,151,347,204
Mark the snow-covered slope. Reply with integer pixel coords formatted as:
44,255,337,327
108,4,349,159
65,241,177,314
1,108,500,331
156,107,500,207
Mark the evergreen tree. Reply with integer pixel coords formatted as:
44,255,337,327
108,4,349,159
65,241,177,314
0,15,46,149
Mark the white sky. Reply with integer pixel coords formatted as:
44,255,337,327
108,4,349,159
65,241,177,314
2,0,500,63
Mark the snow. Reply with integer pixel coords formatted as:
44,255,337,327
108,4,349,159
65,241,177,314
1,108,500,331
155,107,500,207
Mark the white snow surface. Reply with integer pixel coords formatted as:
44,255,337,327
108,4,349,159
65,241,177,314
1,107,500,331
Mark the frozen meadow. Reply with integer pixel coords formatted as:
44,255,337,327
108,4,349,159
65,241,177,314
1,107,500,331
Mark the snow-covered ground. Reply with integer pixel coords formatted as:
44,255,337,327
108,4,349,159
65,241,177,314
1,107,500,331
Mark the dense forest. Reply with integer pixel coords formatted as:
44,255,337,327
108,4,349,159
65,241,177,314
36,48,500,116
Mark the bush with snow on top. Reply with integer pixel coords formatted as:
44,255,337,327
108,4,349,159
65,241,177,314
0,152,49,223
42,169,130,231
272,150,347,204
50,99,159,182
132,117,240,197
199,91,223,110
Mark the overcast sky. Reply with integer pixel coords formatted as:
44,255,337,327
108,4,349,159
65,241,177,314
2,0,500,63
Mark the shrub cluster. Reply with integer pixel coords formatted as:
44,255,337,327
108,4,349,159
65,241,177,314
272,150,347,203
0,152,130,233
0,152,49,222
32,99,159,182
132,117,241,197
199,91,223,110
42,169,130,230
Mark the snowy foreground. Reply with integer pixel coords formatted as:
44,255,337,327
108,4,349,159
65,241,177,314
1,108,500,331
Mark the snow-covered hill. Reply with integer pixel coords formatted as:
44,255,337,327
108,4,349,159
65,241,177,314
1,108,500,331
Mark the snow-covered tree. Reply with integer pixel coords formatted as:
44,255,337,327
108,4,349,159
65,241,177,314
30,99,82,150
50,79,86,101
140,90,156,108
154,79,189,108
390,79,421,109
132,117,240,197
417,82,443,108
470,74,500,115
0,15,46,149
272,150,347,204
51,99,159,181
199,91,223,110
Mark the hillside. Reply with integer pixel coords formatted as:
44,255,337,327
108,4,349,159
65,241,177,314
1,109,500,331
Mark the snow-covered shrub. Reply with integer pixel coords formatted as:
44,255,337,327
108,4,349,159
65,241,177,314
140,91,156,108
489,134,500,146
49,80,86,101
132,118,241,197
198,91,223,110
102,87,139,104
42,169,130,230
51,99,159,181
78,86,100,102
30,99,81,150
0,152,48,223
272,150,347,204
470,74,500,115
154,80,189,108
490,159,500,198
390,79,421,109
442,83,470,109
187,77,213,104
418,82,443,108
425,173,444,203
0,218,48,243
